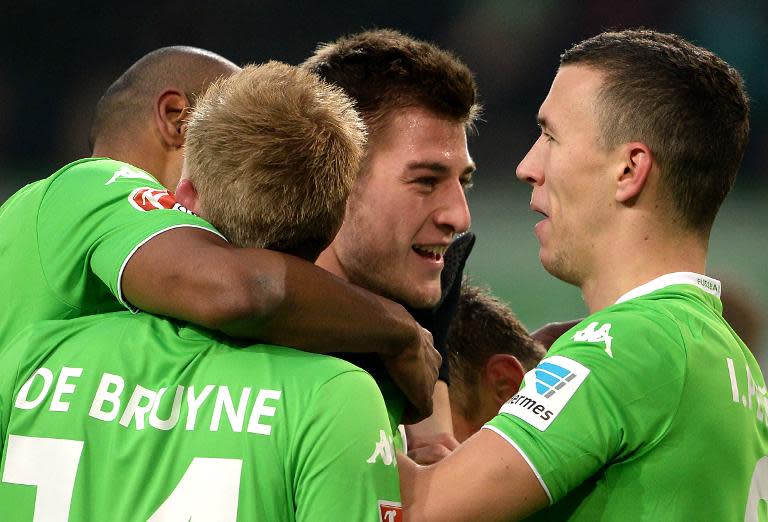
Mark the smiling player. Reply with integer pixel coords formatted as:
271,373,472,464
0,62,402,521
304,29,480,438
0,46,439,420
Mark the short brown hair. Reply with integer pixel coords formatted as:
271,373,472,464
303,28,480,137
447,281,545,416
184,62,366,260
561,29,750,233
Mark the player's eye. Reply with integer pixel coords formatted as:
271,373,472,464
537,122,555,144
414,177,437,189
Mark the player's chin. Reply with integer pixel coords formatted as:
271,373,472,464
402,280,442,310
539,245,561,272
540,253,562,278
542,254,580,287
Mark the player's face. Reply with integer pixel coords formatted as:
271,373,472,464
516,65,617,286
331,106,474,308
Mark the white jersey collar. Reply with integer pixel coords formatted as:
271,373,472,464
615,272,721,304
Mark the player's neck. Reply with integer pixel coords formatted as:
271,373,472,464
451,413,481,444
315,244,349,282
580,228,707,313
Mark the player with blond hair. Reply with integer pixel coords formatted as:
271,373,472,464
0,63,401,521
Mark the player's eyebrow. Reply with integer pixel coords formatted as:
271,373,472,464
536,115,557,136
406,160,476,177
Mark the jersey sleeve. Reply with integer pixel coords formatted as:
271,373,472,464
37,159,223,312
292,370,402,522
484,308,687,504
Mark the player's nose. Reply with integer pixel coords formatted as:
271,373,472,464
516,137,545,186
434,178,471,235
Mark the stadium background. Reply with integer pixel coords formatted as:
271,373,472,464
2,1,766,363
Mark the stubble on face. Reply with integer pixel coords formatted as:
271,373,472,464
336,172,423,305
525,66,615,290
328,107,472,309
543,242,584,287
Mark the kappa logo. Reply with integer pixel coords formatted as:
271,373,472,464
128,187,194,214
378,501,403,522
105,166,156,185
501,355,589,431
572,321,613,357
367,430,395,466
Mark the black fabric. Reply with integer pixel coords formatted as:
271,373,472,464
409,232,476,384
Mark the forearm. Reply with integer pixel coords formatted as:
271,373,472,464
399,429,548,522
402,381,462,464
220,249,419,355
405,380,453,436
123,228,419,355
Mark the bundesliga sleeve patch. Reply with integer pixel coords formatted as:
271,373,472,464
378,500,403,522
127,187,194,214
500,355,589,431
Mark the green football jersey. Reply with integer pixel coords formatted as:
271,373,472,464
341,355,407,451
0,312,402,521
0,158,221,349
486,272,768,521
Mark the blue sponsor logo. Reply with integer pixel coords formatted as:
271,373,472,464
535,362,576,398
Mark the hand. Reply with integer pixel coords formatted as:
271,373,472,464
406,431,460,465
382,326,441,424
530,319,582,349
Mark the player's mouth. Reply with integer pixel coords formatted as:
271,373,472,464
530,204,550,238
412,244,448,262
530,201,549,218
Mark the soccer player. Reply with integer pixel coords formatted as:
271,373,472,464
0,62,401,521
303,28,479,439
398,29,765,521
0,46,439,419
446,282,545,443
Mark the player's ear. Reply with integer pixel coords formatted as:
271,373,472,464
155,89,191,149
615,142,653,204
175,178,201,214
484,354,526,407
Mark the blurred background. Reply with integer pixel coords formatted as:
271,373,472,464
1,0,766,363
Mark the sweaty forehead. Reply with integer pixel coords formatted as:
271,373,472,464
374,106,470,160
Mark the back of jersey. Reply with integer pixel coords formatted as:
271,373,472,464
619,286,768,520
686,297,768,522
0,312,400,521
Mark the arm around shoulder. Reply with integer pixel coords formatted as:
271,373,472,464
123,227,440,419
122,226,416,352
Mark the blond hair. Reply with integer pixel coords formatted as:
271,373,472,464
184,62,366,259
